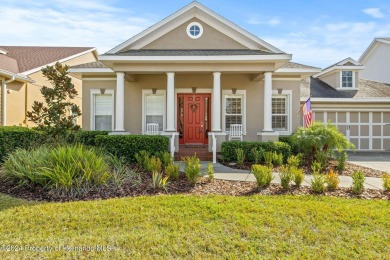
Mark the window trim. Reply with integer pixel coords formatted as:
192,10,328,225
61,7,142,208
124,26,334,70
222,90,246,134
186,22,203,39
339,70,356,89
272,90,292,135
142,89,166,134
90,89,115,131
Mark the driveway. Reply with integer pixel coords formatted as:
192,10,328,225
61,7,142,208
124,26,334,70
347,151,390,172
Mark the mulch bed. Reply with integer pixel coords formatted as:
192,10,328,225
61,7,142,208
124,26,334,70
219,158,386,178
0,172,388,202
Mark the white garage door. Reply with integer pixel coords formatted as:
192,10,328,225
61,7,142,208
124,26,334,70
313,111,390,150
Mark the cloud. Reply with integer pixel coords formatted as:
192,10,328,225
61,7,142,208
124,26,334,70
247,17,281,26
362,8,384,18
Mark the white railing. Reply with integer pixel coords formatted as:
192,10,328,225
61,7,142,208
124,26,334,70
146,123,159,135
212,133,217,164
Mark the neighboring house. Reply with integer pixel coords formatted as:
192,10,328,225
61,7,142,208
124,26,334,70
359,38,390,84
69,1,320,154
0,46,98,126
306,57,390,150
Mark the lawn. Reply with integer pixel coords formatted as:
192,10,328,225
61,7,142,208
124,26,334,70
0,193,389,259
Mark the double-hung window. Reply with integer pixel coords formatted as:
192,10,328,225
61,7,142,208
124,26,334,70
272,90,291,134
341,71,353,88
143,90,166,133
222,90,246,133
91,89,114,131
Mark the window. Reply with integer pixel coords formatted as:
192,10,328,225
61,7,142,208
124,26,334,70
272,96,288,131
142,90,166,133
91,89,114,131
222,90,246,133
186,22,203,39
341,71,353,88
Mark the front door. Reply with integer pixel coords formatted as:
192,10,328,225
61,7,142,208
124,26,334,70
178,94,211,144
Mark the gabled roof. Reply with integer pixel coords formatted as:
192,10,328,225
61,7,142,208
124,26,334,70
107,49,275,56
313,57,364,78
359,37,390,63
0,46,96,74
107,1,284,54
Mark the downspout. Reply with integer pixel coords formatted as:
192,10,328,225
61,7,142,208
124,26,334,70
24,83,28,125
1,75,16,126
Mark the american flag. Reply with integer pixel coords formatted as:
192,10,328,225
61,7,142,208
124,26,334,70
302,98,313,128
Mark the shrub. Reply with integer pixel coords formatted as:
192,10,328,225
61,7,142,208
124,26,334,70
292,121,354,160
235,148,245,166
311,174,326,194
287,154,301,168
165,163,180,181
107,155,140,189
2,144,124,197
279,165,293,190
135,150,150,171
221,141,291,163
96,135,169,163
272,152,283,166
183,155,201,185
152,171,168,191
157,151,173,168
264,152,273,168
291,166,304,187
252,164,273,188
311,161,322,175
205,163,215,181
69,130,109,146
279,136,299,155
382,174,390,192
314,151,328,170
251,147,263,164
336,150,347,171
147,156,162,174
325,169,340,191
351,170,365,195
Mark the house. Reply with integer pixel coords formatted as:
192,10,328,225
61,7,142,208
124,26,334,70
358,38,390,84
0,46,98,126
69,1,320,156
306,57,390,150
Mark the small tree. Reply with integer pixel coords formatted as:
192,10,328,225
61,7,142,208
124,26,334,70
27,62,81,139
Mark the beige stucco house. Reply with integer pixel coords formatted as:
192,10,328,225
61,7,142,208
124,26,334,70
359,38,390,84
70,1,320,157
0,46,98,126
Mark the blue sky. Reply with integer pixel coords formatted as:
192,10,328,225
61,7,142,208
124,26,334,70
0,0,389,67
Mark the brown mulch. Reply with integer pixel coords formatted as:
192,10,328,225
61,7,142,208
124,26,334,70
0,173,388,202
219,158,386,178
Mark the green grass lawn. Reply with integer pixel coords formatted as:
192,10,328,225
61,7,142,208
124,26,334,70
0,193,389,259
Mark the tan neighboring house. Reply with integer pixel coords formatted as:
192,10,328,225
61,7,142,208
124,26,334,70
0,46,98,126
69,1,320,156
358,38,390,84
307,57,390,150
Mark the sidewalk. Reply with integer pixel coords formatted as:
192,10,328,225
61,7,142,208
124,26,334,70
176,162,384,190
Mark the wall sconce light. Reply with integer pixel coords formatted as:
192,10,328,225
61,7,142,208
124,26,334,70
7,89,12,94
232,88,237,94
192,87,197,94
152,88,157,94
100,88,106,94
277,88,283,94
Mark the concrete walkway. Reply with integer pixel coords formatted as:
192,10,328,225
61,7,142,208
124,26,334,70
176,162,384,190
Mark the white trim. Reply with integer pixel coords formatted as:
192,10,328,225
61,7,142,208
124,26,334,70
313,108,390,112
301,97,390,102
186,22,203,39
222,90,247,134
142,89,167,134
82,78,116,81
90,89,115,131
272,78,302,81
22,48,97,75
99,54,292,63
0,69,33,83
107,2,283,54
275,68,321,73
339,70,355,89
272,89,292,135
313,65,364,78
69,68,114,73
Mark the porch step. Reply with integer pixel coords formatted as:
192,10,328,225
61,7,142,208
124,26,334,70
175,145,212,161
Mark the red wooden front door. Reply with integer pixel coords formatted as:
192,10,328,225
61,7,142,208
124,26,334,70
180,94,210,144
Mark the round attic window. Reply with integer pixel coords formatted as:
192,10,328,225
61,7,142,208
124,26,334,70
187,22,203,39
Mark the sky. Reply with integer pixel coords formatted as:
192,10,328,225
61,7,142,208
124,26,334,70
0,0,389,68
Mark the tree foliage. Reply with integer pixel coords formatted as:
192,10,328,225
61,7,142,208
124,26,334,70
27,62,81,139
292,121,354,160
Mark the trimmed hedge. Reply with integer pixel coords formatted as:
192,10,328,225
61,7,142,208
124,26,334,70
0,127,45,162
96,135,169,163
66,130,109,146
279,136,299,155
221,141,291,163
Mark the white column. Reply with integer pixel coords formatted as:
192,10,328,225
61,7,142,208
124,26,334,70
212,72,221,132
1,80,6,126
115,72,125,131
166,72,175,132
263,72,273,132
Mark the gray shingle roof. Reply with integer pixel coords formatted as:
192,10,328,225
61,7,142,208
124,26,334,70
301,77,390,98
280,62,320,70
71,61,108,69
106,49,279,56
